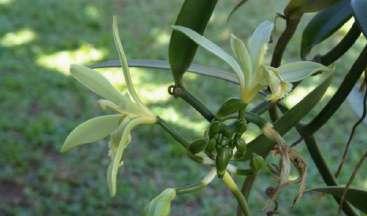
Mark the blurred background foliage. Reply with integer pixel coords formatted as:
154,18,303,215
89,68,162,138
0,0,366,215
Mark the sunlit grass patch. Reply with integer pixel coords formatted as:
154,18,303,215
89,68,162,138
1,28,36,47
36,44,106,74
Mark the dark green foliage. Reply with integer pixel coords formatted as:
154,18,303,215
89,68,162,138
169,0,218,84
301,0,352,58
351,0,367,37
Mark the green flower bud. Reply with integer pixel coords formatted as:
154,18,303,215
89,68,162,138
145,188,176,216
236,138,247,153
250,153,268,172
216,147,233,178
205,138,217,156
234,119,247,134
221,126,234,138
209,120,223,138
188,139,208,154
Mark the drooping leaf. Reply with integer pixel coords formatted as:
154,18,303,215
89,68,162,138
145,188,176,216
351,0,367,37
70,64,126,105
92,59,239,84
279,61,331,82
243,73,333,159
301,0,352,58
309,186,367,213
285,0,342,14
216,98,247,118
61,114,122,152
247,21,274,69
172,25,244,85
169,0,218,84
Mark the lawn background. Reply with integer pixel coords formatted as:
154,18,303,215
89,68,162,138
0,0,366,215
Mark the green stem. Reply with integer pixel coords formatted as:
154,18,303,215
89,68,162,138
223,172,251,216
157,117,203,164
271,14,302,67
244,112,267,128
157,117,189,148
169,84,215,121
304,45,367,134
268,15,302,122
339,150,367,212
176,168,217,194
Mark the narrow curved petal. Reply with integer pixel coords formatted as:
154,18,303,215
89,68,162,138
113,16,144,107
172,25,245,88
107,117,150,196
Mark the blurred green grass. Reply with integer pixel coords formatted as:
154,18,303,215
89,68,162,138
0,0,366,215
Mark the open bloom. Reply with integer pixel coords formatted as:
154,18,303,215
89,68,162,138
173,21,331,103
61,17,156,196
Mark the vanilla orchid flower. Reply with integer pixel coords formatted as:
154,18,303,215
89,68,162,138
61,16,156,196
173,21,331,103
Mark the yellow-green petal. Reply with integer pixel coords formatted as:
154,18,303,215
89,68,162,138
230,34,253,89
61,114,122,153
70,64,126,105
278,61,332,82
107,117,153,196
247,21,274,71
145,188,176,216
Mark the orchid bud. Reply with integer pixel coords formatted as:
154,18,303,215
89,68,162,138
189,139,208,154
216,147,233,178
145,188,176,216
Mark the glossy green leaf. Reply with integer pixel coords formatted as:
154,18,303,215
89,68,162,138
243,74,333,159
279,61,331,82
351,0,367,37
172,25,244,85
70,64,126,105
92,59,238,84
301,0,352,58
169,0,218,84
216,98,247,117
61,114,122,152
309,186,367,213
247,21,274,69
286,0,342,14
145,188,176,216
